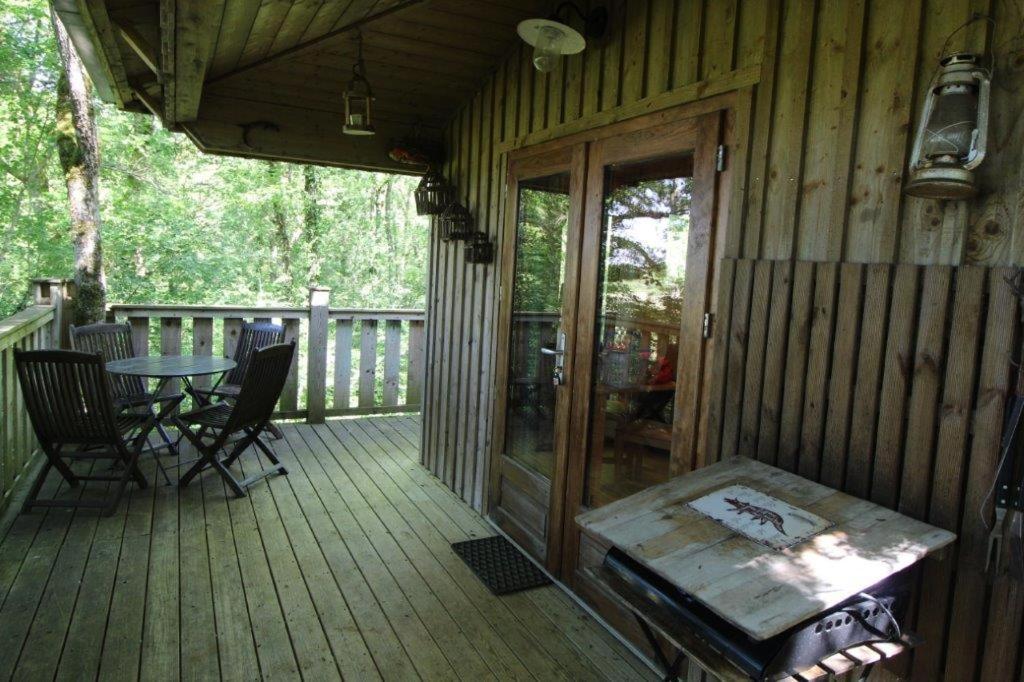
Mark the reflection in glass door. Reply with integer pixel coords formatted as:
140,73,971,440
583,155,694,508
504,172,571,479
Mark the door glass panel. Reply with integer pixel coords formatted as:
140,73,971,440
583,154,694,508
504,172,571,479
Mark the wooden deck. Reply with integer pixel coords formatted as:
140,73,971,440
0,416,652,681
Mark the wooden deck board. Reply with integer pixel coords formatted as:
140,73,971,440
0,416,653,681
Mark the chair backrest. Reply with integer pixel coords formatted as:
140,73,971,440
225,342,295,433
225,321,286,386
70,322,146,400
14,349,122,445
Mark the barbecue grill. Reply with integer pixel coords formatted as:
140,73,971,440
602,547,913,681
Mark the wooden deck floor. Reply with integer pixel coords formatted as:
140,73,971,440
0,416,653,681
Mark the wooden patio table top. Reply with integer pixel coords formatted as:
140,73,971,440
105,355,236,378
577,456,956,641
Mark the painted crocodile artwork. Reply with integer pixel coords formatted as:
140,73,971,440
724,497,787,535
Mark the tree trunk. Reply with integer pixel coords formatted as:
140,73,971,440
50,8,106,324
303,165,324,283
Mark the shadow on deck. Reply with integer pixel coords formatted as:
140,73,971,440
0,416,652,681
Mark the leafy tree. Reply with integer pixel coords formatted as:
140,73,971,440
0,0,429,319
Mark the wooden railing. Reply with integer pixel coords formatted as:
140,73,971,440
0,279,72,509
108,289,425,421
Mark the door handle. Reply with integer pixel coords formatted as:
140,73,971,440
540,347,564,357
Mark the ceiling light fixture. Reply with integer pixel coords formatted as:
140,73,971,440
517,3,608,73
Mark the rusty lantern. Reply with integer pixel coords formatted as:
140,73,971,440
905,53,991,199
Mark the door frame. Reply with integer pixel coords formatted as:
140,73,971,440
560,110,724,582
487,91,744,581
488,142,587,572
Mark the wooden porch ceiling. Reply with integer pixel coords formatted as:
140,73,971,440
54,0,553,172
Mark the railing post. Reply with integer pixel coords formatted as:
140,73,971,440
307,286,330,423
31,278,75,349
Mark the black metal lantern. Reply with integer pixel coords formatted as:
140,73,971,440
343,33,375,136
439,202,474,242
414,168,454,216
465,233,494,264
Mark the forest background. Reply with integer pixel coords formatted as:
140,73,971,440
0,0,429,319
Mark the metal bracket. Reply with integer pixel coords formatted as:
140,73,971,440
716,145,726,172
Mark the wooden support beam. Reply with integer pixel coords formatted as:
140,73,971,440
172,0,224,122
52,0,132,105
116,21,159,77
159,0,174,122
180,95,439,173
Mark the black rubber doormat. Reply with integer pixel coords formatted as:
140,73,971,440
452,536,552,595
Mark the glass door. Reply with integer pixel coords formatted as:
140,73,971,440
490,145,585,571
562,112,721,578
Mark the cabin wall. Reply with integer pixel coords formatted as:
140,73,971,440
421,0,1024,678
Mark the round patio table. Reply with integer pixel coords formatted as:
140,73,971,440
106,355,237,483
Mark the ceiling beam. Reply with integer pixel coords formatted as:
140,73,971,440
52,0,133,105
206,0,424,86
182,94,440,174
116,21,159,77
172,0,224,122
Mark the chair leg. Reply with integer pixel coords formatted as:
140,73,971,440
266,421,284,440
21,461,53,513
211,456,248,498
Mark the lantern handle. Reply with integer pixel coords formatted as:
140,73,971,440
939,13,996,75
965,72,991,170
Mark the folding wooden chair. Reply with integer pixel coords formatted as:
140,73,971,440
177,341,295,497
14,349,179,516
193,321,286,438
70,322,183,480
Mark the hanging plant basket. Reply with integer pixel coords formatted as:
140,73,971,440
414,169,454,216
439,201,475,241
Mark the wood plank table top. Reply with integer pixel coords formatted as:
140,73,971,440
576,456,956,641
106,355,236,378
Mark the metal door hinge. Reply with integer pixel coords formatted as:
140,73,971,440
703,312,714,339
715,145,726,172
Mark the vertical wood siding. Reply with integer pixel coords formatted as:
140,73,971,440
421,1,1024,676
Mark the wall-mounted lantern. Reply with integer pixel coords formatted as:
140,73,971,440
439,202,475,242
517,2,607,73
343,33,375,136
905,53,991,199
414,168,454,216
465,233,494,264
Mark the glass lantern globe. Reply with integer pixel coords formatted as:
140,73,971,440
905,53,991,199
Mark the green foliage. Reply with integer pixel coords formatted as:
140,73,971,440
0,0,428,318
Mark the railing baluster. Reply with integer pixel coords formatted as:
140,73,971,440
281,318,300,412
3,348,14,492
383,320,402,406
359,319,378,408
407,320,424,406
307,286,330,423
193,317,213,390
130,317,149,357
334,320,353,410
161,317,182,403
223,317,242,359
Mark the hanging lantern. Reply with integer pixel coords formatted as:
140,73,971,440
465,233,494,264
343,33,375,136
905,53,991,199
414,168,454,216
439,202,475,242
